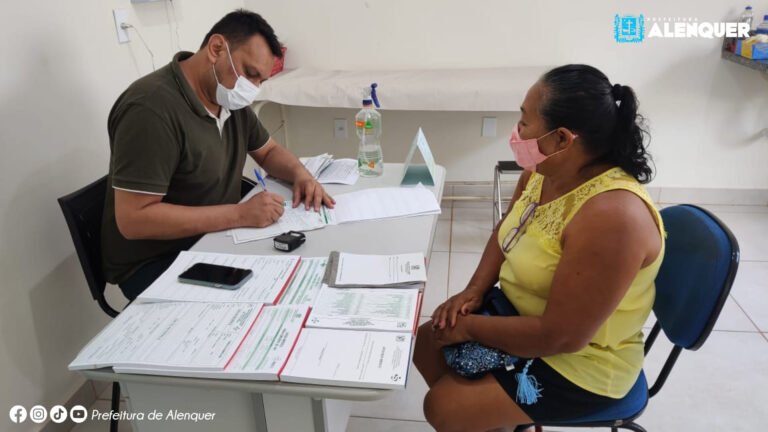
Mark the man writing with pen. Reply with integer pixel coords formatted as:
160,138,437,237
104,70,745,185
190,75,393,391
101,10,334,301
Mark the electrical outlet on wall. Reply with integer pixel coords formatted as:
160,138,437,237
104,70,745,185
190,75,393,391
113,9,130,44
482,117,497,137
334,119,348,139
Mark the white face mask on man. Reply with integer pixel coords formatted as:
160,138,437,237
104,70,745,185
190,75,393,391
212,42,261,110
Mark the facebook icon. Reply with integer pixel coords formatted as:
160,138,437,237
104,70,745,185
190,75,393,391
9,405,27,423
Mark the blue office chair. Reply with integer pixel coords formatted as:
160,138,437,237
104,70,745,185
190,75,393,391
536,204,740,432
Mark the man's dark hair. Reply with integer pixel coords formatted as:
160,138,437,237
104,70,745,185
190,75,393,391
200,9,283,58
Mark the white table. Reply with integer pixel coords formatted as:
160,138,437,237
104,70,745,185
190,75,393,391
81,163,445,432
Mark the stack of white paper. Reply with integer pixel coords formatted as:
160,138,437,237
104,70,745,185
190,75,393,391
280,328,412,389
333,252,427,288
138,251,300,304
69,302,263,372
114,305,310,381
229,185,440,245
330,186,441,224
302,153,334,177
307,286,422,333
302,154,359,185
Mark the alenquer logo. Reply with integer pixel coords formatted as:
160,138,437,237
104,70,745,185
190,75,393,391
615,14,645,43
614,14,750,43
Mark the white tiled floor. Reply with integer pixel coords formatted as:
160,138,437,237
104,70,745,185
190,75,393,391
74,201,768,432
432,220,452,252
448,252,483,296
731,261,768,331
346,201,768,432
706,209,768,261
424,252,449,318
450,207,493,253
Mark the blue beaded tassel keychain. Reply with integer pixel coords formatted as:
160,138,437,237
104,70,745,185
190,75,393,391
515,359,542,405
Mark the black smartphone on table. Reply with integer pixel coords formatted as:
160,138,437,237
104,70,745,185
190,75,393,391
178,263,253,290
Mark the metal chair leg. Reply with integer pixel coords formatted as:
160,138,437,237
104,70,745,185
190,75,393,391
493,165,501,229
110,382,120,432
618,422,647,432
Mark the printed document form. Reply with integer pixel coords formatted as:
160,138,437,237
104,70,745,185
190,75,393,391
279,328,413,389
307,286,422,333
69,302,263,371
333,252,427,287
231,201,333,244
137,251,300,304
278,257,328,306
114,305,309,380
229,185,440,245
329,186,440,224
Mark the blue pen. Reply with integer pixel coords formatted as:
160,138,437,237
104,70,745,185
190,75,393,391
253,169,268,191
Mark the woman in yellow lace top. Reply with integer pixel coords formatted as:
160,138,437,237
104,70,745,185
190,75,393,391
413,64,664,432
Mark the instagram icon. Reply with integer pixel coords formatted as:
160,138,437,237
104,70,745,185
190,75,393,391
29,405,47,423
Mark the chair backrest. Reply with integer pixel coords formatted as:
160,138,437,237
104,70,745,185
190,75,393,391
654,205,740,350
240,176,257,199
497,160,523,173
57,175,256,318
58,176,119,317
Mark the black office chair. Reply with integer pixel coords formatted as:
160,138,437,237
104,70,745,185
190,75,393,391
240,176,258,198
58,176,119,317
58,175,258,311
58,175,258,432
58,176,121,432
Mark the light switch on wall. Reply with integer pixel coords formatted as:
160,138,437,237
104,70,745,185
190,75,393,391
482,117,497,137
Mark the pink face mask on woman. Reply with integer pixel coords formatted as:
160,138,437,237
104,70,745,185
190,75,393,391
508,127,576,172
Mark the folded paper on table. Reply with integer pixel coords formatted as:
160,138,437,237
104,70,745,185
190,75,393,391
400,128,438,186
302,154,359,185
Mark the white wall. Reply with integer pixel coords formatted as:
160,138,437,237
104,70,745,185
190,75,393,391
1,1,767,427
248,0,768,188
0,1,243,429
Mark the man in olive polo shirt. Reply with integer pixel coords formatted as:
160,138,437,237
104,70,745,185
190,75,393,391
102,10,334,300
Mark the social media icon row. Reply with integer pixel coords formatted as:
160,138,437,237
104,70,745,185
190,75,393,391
9,405,88,424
